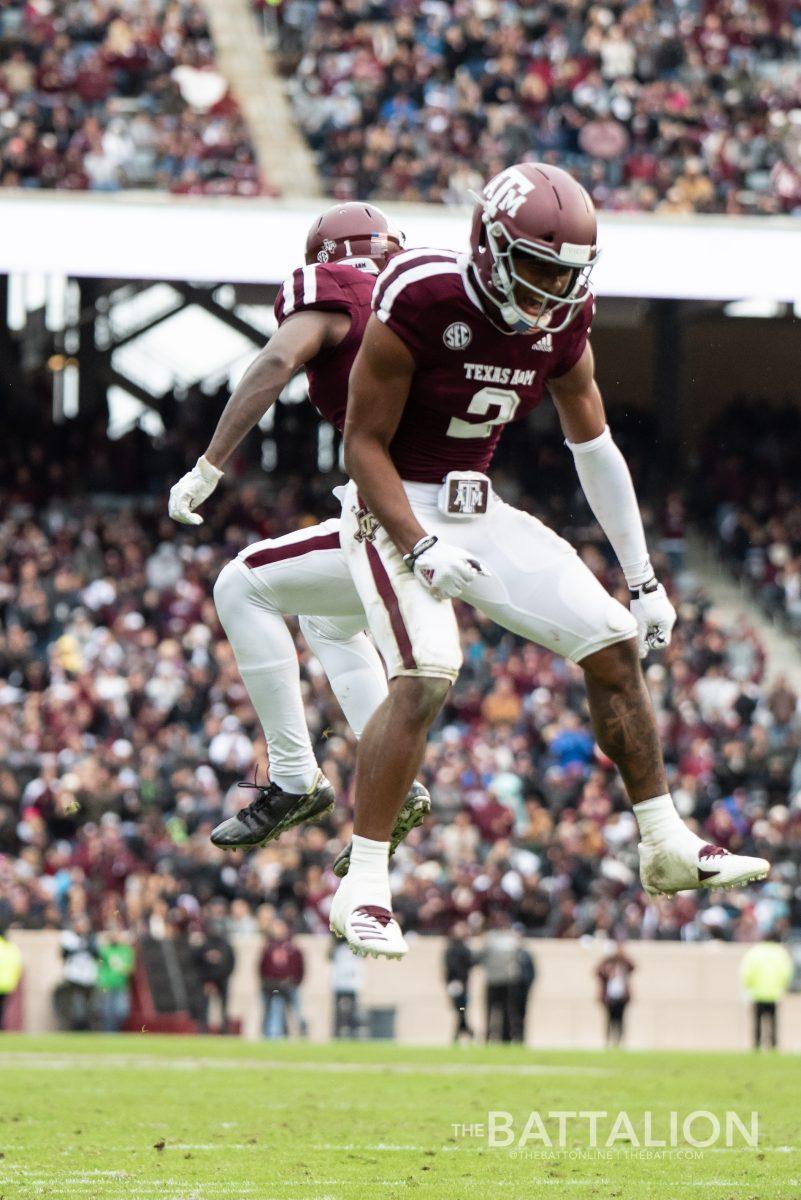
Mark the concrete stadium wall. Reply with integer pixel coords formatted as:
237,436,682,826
9,931,801,1052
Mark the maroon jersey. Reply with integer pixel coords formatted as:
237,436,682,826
373,248,594,483
274,259,379,431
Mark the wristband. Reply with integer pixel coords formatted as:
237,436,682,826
403,535,438,571
629,576,659,600
198,455,223,483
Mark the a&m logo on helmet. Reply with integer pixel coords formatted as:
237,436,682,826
482,166,536,219
443,322,472,351
316,238,337,263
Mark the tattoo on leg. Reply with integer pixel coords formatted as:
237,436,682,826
585,675,668,804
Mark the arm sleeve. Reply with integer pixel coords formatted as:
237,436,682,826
567,425,652,587
273,264,352,326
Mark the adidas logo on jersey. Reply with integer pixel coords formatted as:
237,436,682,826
532,334,553,352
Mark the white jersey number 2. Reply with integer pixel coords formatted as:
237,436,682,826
446,387,521,439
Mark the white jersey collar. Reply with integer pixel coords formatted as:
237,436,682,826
458,253,484,313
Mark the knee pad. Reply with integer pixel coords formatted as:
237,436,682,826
213,558,270,629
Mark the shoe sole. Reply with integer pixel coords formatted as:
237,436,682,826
332,791,432,879
213,792,335,851
645,867,769,898
328,918,407,961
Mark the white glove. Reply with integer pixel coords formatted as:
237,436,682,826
168,456,223,526
629,578,676,658
404,535,486,601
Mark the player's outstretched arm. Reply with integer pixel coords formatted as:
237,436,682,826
550,342,676,655
204,310,349,471
168,310,348,525
343,316,428,556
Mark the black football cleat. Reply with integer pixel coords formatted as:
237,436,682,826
332,780,431,878
211,768,335,850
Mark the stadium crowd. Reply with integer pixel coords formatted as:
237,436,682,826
285,0,801,214
703,403,801,634
1,407,798,986
0,0,265,194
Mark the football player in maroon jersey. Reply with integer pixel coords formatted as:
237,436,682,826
169,203,430,861
331,164,769,959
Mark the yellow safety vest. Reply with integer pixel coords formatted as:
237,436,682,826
0,937,22,994
740,942,794,1003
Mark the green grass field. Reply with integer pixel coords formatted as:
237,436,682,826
1,1034,798,1199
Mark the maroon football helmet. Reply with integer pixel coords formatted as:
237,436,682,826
469,163,599,333
305,202,405,268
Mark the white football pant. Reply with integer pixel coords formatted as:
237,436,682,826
339,479,639,682
213,519,387,793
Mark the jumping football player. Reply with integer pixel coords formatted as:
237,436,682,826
168,203,430,867
330,163,770,958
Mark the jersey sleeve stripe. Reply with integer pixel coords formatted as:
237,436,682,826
292,268,304,312
375,261,460,323
373,250,458,312
279,269,304,318
302,264,318,305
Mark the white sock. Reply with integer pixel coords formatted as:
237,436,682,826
299,616,388,738
267,770,318,795
214,561,318,793
347,833,391,909
633,794,692,846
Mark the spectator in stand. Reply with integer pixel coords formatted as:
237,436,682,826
96,922,135,1033
0,919,23,1029
596,938,636,1047
481,675,523,727
0,0,268,196
286,0,801,215
706,403,801,632
443,921,475,1043
193,916,236,1033
259,919,305,1039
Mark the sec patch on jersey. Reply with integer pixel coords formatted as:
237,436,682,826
443,321,472,350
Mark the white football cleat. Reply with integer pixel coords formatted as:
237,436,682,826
640,833,769,897
329,877,408,960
